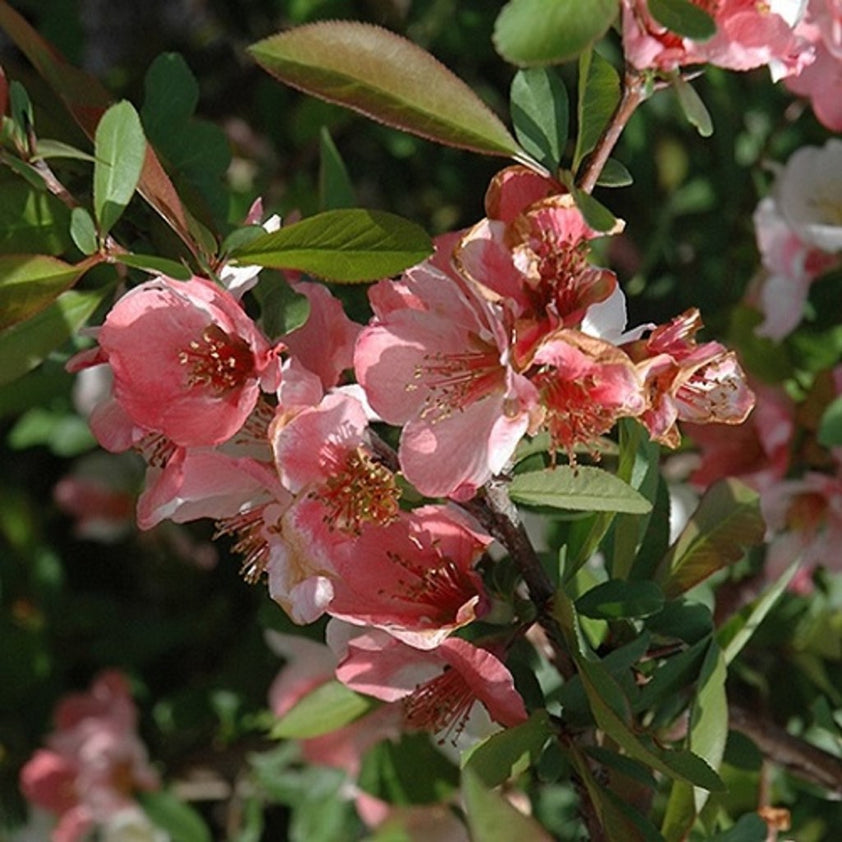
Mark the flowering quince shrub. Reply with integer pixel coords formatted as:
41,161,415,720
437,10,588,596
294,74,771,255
2,1,842,841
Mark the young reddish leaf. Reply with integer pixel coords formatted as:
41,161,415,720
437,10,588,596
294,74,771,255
228,208,432,282
248,22,527,162
656,479,765,599
0,0,197,252
494,0,619,66
0,254,95,330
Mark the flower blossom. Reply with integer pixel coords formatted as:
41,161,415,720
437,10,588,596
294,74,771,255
621,0,814,80
19,671,159,842
68,275,283,449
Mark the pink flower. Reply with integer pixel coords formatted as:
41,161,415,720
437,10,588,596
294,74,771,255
621,0,813,80
327,505,492,649
334,629,528,743
69,275,283,448
19,672,159,842
355,256,538,500
625,309,755,447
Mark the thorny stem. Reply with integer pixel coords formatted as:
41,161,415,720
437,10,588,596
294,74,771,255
576,66,650,195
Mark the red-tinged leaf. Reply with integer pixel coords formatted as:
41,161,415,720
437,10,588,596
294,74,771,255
655,479,765,599
0,0,196,251
0,254,98,330
248,22,527,162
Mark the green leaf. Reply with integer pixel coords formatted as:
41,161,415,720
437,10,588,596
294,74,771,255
655,479,764,599
818,395,842,447
70,207,98,255
577,580,664,620
319,126,356,210
648,0,716,40
140,52,199,137
509,466,651,514
252,271,311,337
596,157,633,188
510,67,569,170
9,78,33,138
270,680,374,739
0,254,90,330
718,558,799,666
249,22,525,161
0,287,110,386
228,208,432,282
462,767,554,842
93,100,147,235
573,48,620,172
0,175,71,255
138,790,212,842
462,710,552,788
569,183,620,232
494,0,619,66
33,139,97,162
113,253,192,280
673,76,713,138
705,814,769,842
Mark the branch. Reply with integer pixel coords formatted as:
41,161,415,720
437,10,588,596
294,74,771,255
730,703,842,795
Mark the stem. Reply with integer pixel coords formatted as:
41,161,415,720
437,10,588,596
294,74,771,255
576,67,649,195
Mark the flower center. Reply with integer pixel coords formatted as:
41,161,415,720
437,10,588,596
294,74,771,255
179,324,255,395
408,338,503,423
215,503,279,583
314,446,400,534
403,666,475,744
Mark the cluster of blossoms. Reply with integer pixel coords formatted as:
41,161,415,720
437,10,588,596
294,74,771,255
18,672,161,842
56,166,753,751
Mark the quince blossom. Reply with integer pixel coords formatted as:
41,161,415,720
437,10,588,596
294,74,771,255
621,0,813,80
19,672,159,842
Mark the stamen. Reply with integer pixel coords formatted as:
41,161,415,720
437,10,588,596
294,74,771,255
215,504,278,583
179,324,255,395
135,433,177,467
403,666,476,745
313,446,400,534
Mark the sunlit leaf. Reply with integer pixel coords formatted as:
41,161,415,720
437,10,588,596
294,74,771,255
510,67,569,170
462,710,552,788
494,0,619,65
0,287,111,386
228,208,432,282
249,22,526,161
93,100,147,235
656,479,764,599
673,76,713,138
270,680,374,739
70,207,98,255
509,466,651,514
33,139,96,162
0,254,95,330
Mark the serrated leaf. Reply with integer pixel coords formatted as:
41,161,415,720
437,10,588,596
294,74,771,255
509,466,651,514
510,67,569,170
574,48,620,172
673,76,713,138
93,100,147,234
462,710,552,788
494,0,619,66
0,254,93,330
270,680,373,739
649,0,716,40
462,768,554,842
138,791,212,842
113,253,192,280
249,22,525,162
319,126,356,210
70,207,98,255
577,580,664,620
228,208,432,282
818,395,842,447
0,287,111,386
655,479,764,599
